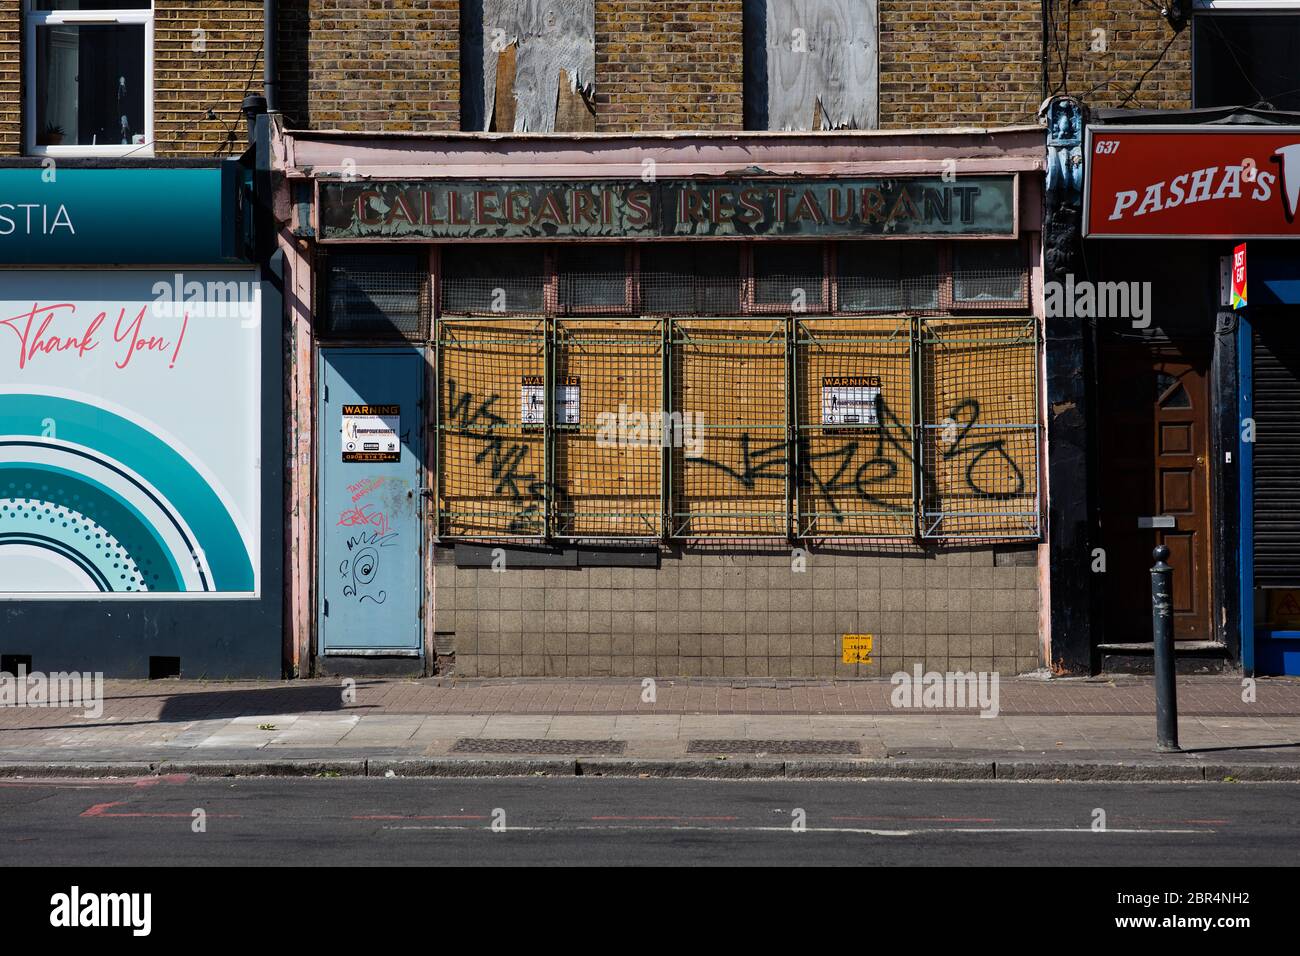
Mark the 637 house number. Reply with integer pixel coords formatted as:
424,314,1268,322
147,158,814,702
1095,140,1121,155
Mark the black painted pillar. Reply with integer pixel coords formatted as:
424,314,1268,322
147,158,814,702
1040,94,1096,674
1043,198,1095,673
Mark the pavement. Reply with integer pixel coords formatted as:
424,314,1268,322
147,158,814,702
2,675,1300,781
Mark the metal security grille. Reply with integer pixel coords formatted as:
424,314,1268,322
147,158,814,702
639,243,744,315
794,316,915,537
1253,325,1300,586
557,246,633,314
951,242,1029,308
436,318,547,537
918,318,1040,539
752,244,829,311
837,241,944,313
552,319,664,540
324,251,429,338
671,319,788,538
433,315,1043,543
440,245,547,316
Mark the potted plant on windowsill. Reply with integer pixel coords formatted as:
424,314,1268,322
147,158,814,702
37,123,65,146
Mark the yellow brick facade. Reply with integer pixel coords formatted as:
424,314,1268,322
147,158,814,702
0,0,1198,154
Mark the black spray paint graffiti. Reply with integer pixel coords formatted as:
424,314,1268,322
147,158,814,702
697,393,1026,524
446,380,562,533
445,379,1023,529
340,529,399,604
695,433,787,489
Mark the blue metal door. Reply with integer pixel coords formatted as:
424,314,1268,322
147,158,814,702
318,349,424,654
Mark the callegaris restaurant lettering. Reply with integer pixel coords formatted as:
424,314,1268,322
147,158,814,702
318,176,1017,240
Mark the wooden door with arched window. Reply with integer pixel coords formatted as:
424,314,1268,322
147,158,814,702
1099,345,1213,642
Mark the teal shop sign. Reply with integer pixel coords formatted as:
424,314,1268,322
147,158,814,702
0,164,243,265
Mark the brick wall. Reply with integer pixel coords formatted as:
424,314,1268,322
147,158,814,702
277,0,459,132
438,549,1042,678
594,0,744,133
878,0,1042,129
1044,0,1191,113
156,1,264,157
0,0,1199,155
0,0,19,154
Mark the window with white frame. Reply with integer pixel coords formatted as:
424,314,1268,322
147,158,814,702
25,1,153,155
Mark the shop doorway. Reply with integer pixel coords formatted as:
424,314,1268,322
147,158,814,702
1099,345,1213,642
317,349,425,657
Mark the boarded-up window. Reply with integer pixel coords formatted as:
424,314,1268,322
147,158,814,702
433,246,1040,543
553,319,664,539
437,318,548,536
795,316,914,537
919,318,1040,539
744,0,879,131
671,319,789,537
461,0,596,133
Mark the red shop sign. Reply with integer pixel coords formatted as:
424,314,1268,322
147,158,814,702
1084,126,1300,239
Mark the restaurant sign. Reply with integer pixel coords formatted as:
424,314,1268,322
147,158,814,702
318,176,1017,241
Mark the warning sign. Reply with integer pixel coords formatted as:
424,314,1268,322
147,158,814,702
342,404,401,462
521,375,580,429
822,376,881,428
841,633,874,664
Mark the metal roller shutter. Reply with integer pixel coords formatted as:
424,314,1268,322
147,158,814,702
1253,325,1300,586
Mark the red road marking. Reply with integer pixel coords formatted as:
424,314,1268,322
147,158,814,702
0,774,190,789
80,801,239,819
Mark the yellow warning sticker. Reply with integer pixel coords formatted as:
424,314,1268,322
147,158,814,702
841,634,873,664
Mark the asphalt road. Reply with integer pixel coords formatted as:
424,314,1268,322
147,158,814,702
1,775,1298,866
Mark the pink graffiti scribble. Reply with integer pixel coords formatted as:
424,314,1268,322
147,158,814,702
336,504,390,536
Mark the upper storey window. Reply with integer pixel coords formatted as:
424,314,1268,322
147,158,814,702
26,1,153,156
460,0,596,132
744,0,879,130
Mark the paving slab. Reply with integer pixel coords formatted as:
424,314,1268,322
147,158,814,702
0,676,1297,780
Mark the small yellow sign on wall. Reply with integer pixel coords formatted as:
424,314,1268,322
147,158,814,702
842,634,873,664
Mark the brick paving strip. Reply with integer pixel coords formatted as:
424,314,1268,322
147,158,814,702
0,677,1298,780
2,675,1299,727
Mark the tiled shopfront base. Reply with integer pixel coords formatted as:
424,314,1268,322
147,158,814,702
435,548,1042,678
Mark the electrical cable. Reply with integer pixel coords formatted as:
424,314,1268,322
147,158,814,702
1119,27,1182,107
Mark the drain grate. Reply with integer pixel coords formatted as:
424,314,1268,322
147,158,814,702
450,738,627,755
687,739,862,756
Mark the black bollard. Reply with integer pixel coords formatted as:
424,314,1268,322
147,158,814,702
1151,545,1180,752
